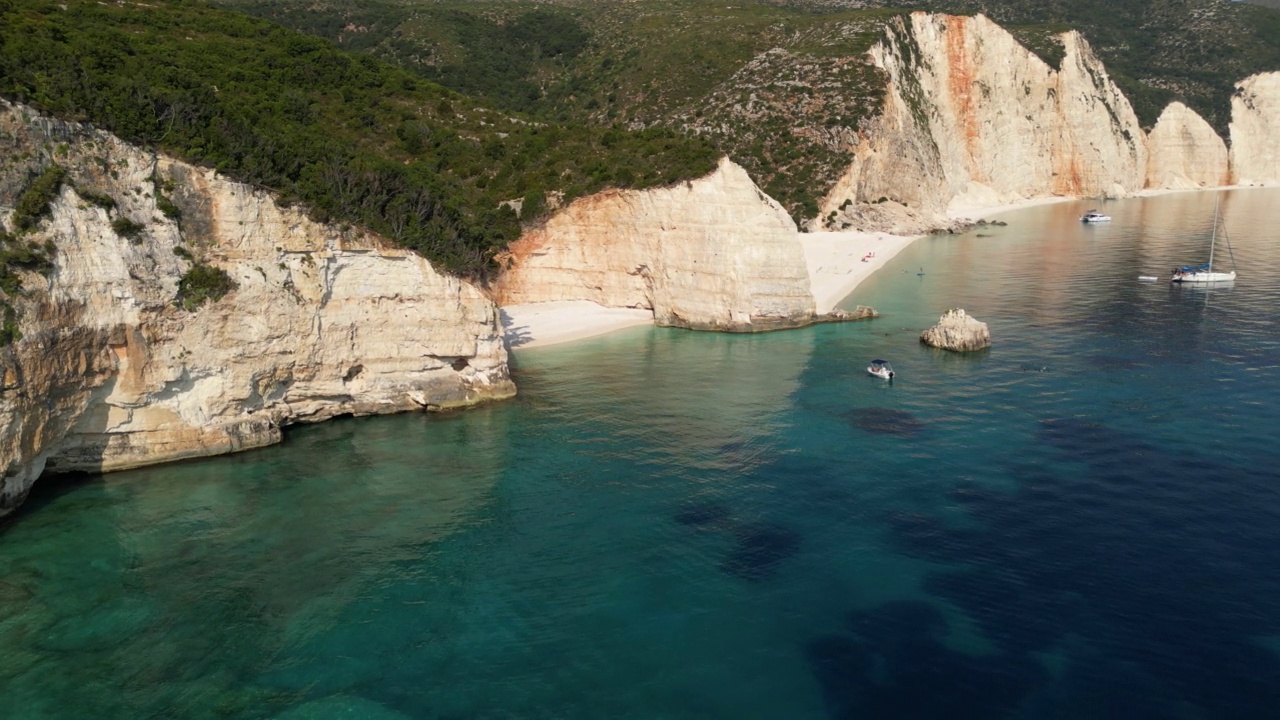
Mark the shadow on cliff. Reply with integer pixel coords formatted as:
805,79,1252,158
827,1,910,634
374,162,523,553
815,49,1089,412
498,308,534,349
0,472,102,532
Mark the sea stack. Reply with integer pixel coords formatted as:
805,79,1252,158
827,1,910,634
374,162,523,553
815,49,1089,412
920,309,991,351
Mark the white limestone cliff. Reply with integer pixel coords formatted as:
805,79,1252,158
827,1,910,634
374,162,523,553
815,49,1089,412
823,13,1148,231
0,102,515,517
492,157,821,331
1230,72,1280,186
1146,102,1230,189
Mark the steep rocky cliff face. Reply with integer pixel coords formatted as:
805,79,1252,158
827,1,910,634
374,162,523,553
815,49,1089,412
1230,72,1280,186
822,12,1148,232
492,158,820,331
1146,102,1230,189
0,102,514,517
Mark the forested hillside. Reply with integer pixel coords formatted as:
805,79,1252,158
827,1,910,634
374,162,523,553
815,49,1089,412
223,0,896,220
0,0,720,279
221,0,1280,222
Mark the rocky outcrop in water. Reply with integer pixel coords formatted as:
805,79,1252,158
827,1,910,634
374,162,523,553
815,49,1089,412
1230,72,1280,186
0,101,515,518
920,309,991,352
492,158,825,332
1146,102,1230,189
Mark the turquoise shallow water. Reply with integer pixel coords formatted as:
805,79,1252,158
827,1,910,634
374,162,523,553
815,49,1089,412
3,189,1280,719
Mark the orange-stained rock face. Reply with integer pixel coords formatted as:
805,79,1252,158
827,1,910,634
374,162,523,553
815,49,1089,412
822,13,1148,229
492,158,819,331
944,16,981,180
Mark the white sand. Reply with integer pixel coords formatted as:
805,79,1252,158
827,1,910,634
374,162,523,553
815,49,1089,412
946,194,1075,221
500,300,653,350
800,231,921,313
804,195,1096,314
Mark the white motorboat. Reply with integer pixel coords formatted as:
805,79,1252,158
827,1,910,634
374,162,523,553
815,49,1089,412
1171,195,1237,284
867,359,894,380
1080,210,1111,223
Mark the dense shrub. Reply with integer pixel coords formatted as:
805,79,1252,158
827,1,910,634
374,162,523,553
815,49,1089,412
0,230,53,296
0,302,19,346
111,217,145,239
10,165,66,233
176,263,237,311
76,187,117,211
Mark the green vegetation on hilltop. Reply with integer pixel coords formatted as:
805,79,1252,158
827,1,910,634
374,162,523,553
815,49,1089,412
222,0,898,222
229,0,591,116
0,0,719,279
225,0,1280,222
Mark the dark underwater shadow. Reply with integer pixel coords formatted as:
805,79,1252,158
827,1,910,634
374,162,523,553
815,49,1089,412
876,416,1280,718
848,407,925,436
804,601,1046,720
0,471,102,533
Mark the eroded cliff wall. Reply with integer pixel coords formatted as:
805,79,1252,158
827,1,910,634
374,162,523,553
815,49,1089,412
823,13,1148,231
0,102,514,517
1230,72,1280,186
492,158,818,331
1146,102,1230,189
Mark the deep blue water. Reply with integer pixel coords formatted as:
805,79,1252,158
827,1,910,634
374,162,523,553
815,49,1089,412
3,189,1280,719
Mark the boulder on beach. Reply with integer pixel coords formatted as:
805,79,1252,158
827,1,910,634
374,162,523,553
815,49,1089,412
920,309,991,352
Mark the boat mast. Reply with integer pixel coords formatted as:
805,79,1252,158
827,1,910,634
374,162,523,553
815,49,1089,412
1208,194,1219,270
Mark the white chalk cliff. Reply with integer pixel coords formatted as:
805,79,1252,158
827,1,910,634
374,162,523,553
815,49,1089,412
819,13,1280,232
1230,72,1280,186
0,102,514,517
1146,102,1230,189
822,13,1148,232
493,158,821,331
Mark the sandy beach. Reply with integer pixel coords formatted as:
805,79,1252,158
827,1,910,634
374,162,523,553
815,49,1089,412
499,192,1134,351
499,300,653,351
497,229,923,351
799,231,920,313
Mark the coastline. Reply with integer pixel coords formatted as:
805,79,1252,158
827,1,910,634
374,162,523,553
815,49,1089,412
499,300,653,351
498,185,1267,351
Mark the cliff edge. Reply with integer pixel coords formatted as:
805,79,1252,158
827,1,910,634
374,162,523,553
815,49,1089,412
493,158,823,332
821,13,1147,233
0,102,515,518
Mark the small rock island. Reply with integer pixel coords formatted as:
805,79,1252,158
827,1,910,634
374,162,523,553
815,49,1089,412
920,309,992,352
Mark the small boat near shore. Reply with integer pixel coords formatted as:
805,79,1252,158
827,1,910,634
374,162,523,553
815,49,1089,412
868,359,895,380
1081,210,1111,223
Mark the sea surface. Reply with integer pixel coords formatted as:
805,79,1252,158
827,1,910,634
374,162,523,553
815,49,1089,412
3,189,1280,719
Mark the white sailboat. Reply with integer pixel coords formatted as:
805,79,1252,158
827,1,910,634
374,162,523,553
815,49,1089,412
1171,195,1237,284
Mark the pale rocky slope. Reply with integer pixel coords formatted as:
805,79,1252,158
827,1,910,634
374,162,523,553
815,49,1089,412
822,12,1148,233
817,13,1279,233
0,102,515,518
492,158,824,331
1230,72,1280,186
1146,102,1231,189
